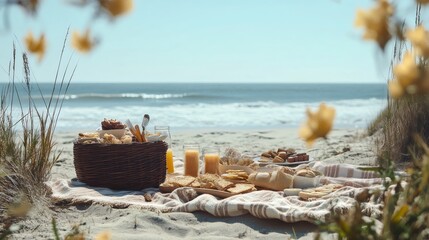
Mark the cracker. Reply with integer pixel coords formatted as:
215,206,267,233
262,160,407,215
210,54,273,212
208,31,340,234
198,174,219,183
224,170,249,178
226,169,245,173
200,182,215,189
190,180,201,188
227,183,256,194
197,174,227,190
166,175,196,187
214,178,235,191
221,174,247,180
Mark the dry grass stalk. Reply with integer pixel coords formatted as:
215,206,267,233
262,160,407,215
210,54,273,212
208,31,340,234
0,31,75,235
367,4,429,165
319,2,429,239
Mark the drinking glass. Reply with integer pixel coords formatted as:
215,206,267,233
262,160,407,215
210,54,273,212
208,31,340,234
183,143,200,177
154,126,174,174
203,146,220,174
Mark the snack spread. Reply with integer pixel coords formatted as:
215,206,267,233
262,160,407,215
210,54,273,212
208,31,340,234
160,174,257,194
260,148,310,163
76,118,344,201
76,118,162,144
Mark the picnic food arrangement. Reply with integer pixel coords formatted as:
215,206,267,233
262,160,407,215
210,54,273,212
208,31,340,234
260,148,310,164
72,117,346,200
160,173,257,197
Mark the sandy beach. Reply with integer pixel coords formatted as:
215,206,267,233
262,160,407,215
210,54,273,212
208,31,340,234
10,128,379,240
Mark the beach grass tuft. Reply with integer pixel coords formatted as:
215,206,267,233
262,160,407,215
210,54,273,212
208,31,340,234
320,2,429,239
379,96,429,164
0,32,74,235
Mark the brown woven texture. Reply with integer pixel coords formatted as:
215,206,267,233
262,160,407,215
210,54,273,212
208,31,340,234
73,141,168,190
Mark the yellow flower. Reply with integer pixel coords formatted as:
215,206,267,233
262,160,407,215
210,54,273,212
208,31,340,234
99,0,133,17
394,52,419,88
388,81,404,98
388,51,429,98
24,31,46,61
95,231,111,240
71,29,94,53
406,25,429,58
299,103,336,147
354,0,393,49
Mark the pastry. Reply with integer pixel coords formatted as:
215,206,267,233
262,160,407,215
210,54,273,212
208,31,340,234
101,118,126,130
248,168,294,191
273,156,285,163
77,132,100,144
260,148,311,163
295,167,322,178
120,135,132,144
102,134,122,144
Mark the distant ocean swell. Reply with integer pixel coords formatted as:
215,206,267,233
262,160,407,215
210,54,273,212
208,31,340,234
32,93,191,100
2,83,387,131
55,98,386,131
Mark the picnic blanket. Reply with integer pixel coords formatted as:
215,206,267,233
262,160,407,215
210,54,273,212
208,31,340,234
46,162,385,224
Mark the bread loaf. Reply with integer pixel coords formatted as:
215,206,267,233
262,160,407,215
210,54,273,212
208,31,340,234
248,168,294,191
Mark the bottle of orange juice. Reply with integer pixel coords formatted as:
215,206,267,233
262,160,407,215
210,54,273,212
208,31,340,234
166,148,174,174
154,126,174,174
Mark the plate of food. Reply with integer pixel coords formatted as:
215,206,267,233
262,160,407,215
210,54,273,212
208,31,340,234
255,148,312,167
254,157,312,167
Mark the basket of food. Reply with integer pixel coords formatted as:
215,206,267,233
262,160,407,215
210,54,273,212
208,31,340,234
73,118,168,190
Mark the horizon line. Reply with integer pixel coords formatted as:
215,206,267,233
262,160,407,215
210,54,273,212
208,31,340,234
3,81,386,85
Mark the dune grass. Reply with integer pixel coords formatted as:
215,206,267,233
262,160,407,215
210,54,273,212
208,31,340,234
0,35,75,235
319,2,429,239
379,96,429,163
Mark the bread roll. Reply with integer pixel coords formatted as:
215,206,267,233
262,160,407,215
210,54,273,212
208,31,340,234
248,169,294,191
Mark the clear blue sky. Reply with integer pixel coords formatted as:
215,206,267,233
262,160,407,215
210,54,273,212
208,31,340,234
0,0,416,83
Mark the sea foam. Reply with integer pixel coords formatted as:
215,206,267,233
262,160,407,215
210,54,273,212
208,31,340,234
55,98,386,131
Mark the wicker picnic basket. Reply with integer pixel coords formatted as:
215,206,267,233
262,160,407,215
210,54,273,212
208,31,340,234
73,141,168,190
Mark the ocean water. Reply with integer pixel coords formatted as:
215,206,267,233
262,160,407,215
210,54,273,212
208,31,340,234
1,83,387,132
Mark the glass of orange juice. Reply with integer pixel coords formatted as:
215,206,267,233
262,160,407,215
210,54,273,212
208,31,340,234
154,126,174,174
183,143,200,177
203,146,220,174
